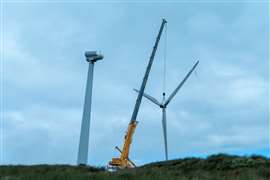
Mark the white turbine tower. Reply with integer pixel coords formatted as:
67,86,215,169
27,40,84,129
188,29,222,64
134,60,199,161
77,51,103,165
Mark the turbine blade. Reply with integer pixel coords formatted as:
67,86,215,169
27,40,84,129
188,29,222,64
164,60,199,106
133,88,161,106
162,108,168,161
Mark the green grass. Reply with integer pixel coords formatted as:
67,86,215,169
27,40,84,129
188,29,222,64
0,154,269,180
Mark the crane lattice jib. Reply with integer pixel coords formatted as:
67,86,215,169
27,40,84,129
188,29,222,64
130,19,167,122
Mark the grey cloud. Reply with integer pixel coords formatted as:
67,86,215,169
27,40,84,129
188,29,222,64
2,2,269,166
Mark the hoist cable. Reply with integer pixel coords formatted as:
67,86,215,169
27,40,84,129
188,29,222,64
162,23,167,98
194,63,199,81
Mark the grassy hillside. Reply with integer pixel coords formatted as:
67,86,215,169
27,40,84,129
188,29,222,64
0,154,269,180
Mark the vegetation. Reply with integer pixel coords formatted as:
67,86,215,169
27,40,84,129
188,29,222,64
0,154,269,180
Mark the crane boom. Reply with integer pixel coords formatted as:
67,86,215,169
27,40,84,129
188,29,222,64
109,19,167,169
130,19,167,122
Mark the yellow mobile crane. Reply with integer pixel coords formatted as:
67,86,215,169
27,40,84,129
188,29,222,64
109,19,167,169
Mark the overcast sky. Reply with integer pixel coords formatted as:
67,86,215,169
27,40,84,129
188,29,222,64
1,1,269,166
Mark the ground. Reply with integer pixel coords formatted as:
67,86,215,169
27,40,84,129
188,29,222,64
0,154,269,180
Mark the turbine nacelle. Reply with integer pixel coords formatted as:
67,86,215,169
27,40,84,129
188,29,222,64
85,51,104,63
159,104,166,108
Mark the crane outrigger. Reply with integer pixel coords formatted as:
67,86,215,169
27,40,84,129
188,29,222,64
109,19,167,169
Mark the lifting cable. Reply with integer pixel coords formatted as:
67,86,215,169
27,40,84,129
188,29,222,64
162,23,167,99
194,67,199,79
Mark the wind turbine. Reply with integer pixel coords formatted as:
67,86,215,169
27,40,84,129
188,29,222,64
77,51,103,165
134,60,199,161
